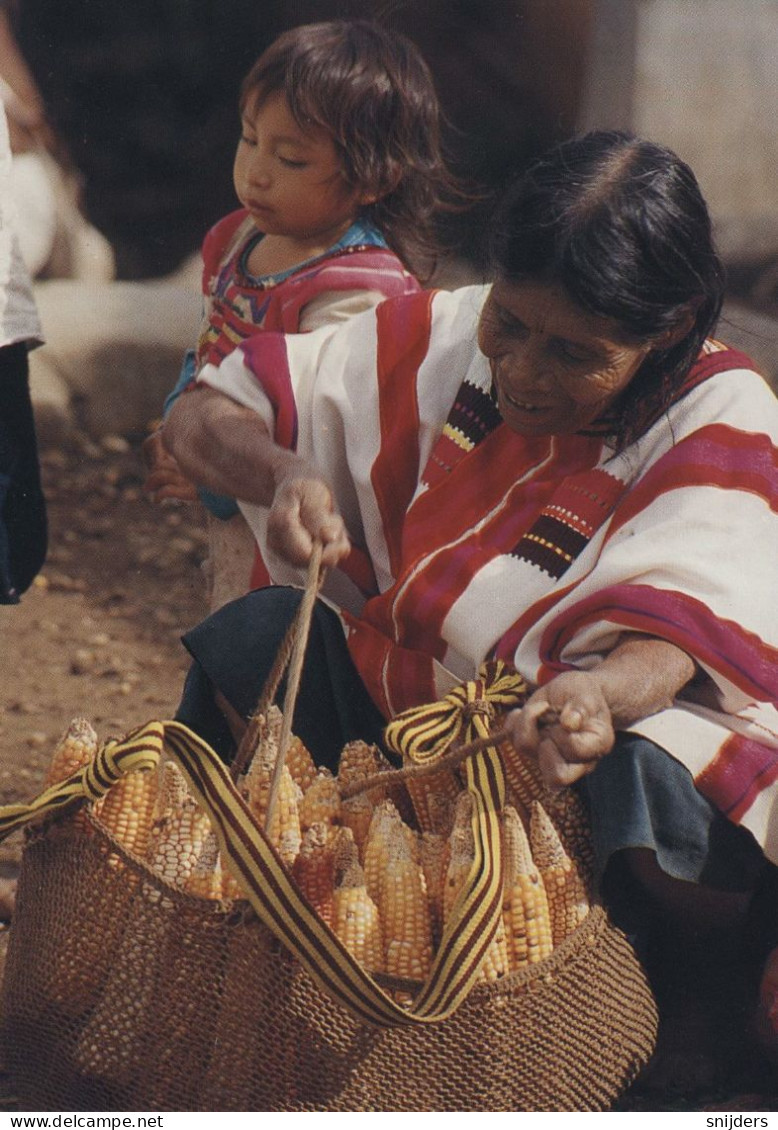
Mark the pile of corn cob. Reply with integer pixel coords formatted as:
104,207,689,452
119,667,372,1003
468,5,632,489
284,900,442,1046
44,711,592,989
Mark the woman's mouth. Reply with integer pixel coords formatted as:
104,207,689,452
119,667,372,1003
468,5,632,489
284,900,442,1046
503,390,550,413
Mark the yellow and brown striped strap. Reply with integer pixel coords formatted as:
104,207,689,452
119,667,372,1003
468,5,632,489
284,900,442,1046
0,722,162,839
0,663,527,1027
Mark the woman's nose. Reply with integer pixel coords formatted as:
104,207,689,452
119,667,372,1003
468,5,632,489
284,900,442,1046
500,342,554,391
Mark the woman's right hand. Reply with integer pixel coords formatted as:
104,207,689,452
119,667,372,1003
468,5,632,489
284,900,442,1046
267,469,351,568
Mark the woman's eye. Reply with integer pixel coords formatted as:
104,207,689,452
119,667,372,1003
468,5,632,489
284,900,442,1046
240,134,257,147
278,156,308,169
555,342,595,365
495,308,528,336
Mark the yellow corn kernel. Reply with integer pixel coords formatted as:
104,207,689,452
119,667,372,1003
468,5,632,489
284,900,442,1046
529,800,590,946
270,766,303,867
338,740,387,801
145,762,213,889
332,855,384,974
185,831,222,899
240,706,282,821
443,791,475,922
379,814,433,985
419,830,449,947
299,767,341,831
363,799,406,907
477,912,511,982
43,717,99,833
285,735,317,793
340,791,374,860
497,736,547,817
95,764,159,857
292,822,336,927
544,787,595,878
502,805,553,969
44,717,98,786
184,831,243,900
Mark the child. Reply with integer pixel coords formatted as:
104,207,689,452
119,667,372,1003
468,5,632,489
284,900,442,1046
144,19,459,610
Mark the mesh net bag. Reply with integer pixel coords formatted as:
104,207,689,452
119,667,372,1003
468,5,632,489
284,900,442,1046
0,712,658,1113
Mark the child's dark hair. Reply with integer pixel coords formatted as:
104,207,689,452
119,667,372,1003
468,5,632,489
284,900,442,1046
240,20,462,278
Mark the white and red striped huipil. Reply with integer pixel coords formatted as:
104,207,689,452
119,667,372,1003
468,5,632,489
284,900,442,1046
200,285,778,863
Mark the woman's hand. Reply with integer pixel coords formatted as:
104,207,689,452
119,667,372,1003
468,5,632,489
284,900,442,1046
503,633,697,791
504,672,616,790
267,470,351,569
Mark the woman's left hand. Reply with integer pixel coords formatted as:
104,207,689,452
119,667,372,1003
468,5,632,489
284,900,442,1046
504,672,616,790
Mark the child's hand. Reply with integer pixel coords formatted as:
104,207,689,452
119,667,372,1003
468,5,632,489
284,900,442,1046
142,429,199,504
503,672,616,791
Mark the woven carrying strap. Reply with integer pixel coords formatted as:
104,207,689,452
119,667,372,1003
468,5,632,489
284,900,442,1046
0,662,527,1028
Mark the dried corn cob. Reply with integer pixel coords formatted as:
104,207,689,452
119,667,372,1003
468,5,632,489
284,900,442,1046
502,805,553,969
240,709,303,864
43,717,99,832
185,831,243,900
477,912,511,982
406,767,461,835
285,735,317,793
145,761,213,889
299,767,341,832
240,707,281,819
544,788,594,877
363,799,406,906
270,767,303,867
497,736,547,817
529,800,590,946
332,852,384,973
379,812,432,986
44,717,99,785
338,741,387,801
340,789,374,859
95,763,159,857
292,822,336,928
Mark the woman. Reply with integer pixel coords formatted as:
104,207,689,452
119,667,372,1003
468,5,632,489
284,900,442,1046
164,131,778,1085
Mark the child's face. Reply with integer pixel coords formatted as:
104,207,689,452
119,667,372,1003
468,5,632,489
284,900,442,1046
234,90,369,246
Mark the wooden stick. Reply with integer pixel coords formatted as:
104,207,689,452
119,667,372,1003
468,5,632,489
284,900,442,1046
264,544,324,833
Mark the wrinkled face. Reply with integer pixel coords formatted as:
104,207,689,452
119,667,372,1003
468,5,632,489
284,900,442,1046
233,90,367,244
478,280,652,436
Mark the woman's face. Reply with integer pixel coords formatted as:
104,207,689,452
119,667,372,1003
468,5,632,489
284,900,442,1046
478,280,653,437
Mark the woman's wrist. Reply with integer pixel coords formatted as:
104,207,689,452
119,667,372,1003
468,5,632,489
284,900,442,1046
587,634,696,729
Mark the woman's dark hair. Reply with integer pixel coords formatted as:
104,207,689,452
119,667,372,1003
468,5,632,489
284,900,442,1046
240,20,463,279
489,130,725,447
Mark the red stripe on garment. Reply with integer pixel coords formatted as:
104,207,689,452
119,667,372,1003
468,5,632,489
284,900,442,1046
239,333,298,450
392,436,598,655
371,293,434,576
695,732,778,823
404,428,560,562
342,612,438,717
608,426,778,539
535,583,778,703
396,487,557,656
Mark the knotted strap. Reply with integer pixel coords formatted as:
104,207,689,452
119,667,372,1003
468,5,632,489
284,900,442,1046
0,662,529,1027
0,722,163,839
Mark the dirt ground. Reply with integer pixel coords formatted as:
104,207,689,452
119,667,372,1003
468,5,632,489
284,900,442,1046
0,437,209,885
